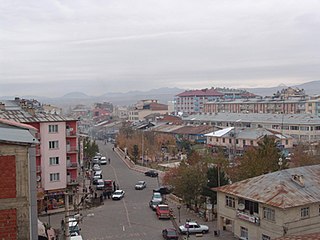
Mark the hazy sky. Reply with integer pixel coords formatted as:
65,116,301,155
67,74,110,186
1,0,319,97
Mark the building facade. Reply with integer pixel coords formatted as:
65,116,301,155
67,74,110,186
0,98,79,212
214,165,320,240
128,99,168,122
0,119,38,239
182,112,320,144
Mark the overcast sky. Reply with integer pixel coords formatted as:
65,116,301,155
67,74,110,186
0,0,319,97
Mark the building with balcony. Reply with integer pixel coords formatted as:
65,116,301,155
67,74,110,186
0,98,79,212
0,119,38,239
214,165,320,240
182,112,320,144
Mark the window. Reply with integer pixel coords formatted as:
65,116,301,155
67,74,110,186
226,195,235,208
240,227,248,239
229,139,232,144
243,140,246,145
222,138,225,143
50,173,60,181
301,207,309,218
263,207,275,221
290,126,299,131
262,234,271,240
49,141,59,149
250,140,253,145
49,157,59,165
49,124,58,133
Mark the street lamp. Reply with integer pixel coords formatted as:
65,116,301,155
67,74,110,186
177,205,181,223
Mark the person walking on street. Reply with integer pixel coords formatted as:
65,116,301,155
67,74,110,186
108,158,110,164
103,190,107,200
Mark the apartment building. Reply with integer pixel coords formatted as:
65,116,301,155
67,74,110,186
205,127,293,157
128,99,168,122
182,112,320,143
174,88,224,114
0,119,38,239
214,165,320,240
0,98,79,212
204,98,320,116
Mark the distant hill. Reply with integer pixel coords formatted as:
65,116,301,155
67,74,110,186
244,80,320,96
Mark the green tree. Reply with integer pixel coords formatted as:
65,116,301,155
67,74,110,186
232,136,284,181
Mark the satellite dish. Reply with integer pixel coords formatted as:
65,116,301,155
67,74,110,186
37,176,41,182
238,203,245,211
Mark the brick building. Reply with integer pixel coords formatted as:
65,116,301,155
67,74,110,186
0,119,39,239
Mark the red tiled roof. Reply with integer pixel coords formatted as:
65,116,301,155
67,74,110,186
176,89,223,97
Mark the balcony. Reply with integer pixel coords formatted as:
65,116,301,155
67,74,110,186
36,166,41,172
67,162,78,169
236,210,260,225
66,130,77,137
67,179,79,186
66,145,78,153
36,148,41,156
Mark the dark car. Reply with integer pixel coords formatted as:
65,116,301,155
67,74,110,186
162,228,179,240
153,186,173,195
145,170,158,177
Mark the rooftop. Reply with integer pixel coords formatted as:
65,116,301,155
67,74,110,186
214,165,320,209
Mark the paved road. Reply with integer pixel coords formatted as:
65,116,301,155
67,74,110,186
40,141,236,240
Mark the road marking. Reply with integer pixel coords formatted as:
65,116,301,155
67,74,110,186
122,225,125,231
111,165,132,228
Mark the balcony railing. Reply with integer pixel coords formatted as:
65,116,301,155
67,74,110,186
67,179,78,186
66,145,78,152
66,130,77,137
36,166,41,172
236,210,260,225
67,162,78,168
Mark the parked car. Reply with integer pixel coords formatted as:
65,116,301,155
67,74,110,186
68,217,80,236
152,192,163,202
162,228,179,240
92,164,101,171
156,204,171,219
179,221,209,234
112,190,125,200
96,179,105,190
92,158,100,165
149,198,162,210
153,186,173,195
92,170,102,180
135,181,146,190
145,170,158,177
100,156,107,165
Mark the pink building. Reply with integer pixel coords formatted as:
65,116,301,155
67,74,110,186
0,98,79,212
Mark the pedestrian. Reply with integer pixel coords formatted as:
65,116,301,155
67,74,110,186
116,184,119,190
94,192,97,199
108,158,110,164
112,147,114,151
61,219,65,231
113,181,116,192
100,194,103,203
103,190,107,200
107,191,111,199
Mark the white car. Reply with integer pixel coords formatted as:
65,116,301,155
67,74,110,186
152,192,163,202
112,190,125,200
96,179,105,190
135,181,146,190
100,157,107,165
92,164,101,171
179,221,209,234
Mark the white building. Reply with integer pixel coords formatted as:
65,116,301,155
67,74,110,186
214,165,320,240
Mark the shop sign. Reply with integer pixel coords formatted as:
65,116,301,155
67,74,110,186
236,210,260,225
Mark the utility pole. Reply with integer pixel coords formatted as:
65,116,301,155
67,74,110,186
65,192,70,240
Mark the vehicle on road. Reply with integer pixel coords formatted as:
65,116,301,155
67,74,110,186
92,170,102,180
153,186,173,195
149,198,162,211
68,217,80,236
96,179,105,190
112,190,125,200
135,180,146,190
156,204,171,219
144,170,158,177
152,192,163,202
92,164,101,171
162,228,179,239
179,221,209,234
100,156,107,165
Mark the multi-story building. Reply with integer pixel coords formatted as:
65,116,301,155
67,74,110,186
204,98,320,116
214,165,320,240
182,112,320,144
128,99,168,122
174,88,224,114
0,98,79,212
205,127,293,157
0,119,38,239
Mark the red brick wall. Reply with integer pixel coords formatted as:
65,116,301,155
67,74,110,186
0,155,16,199
0,209,17,239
